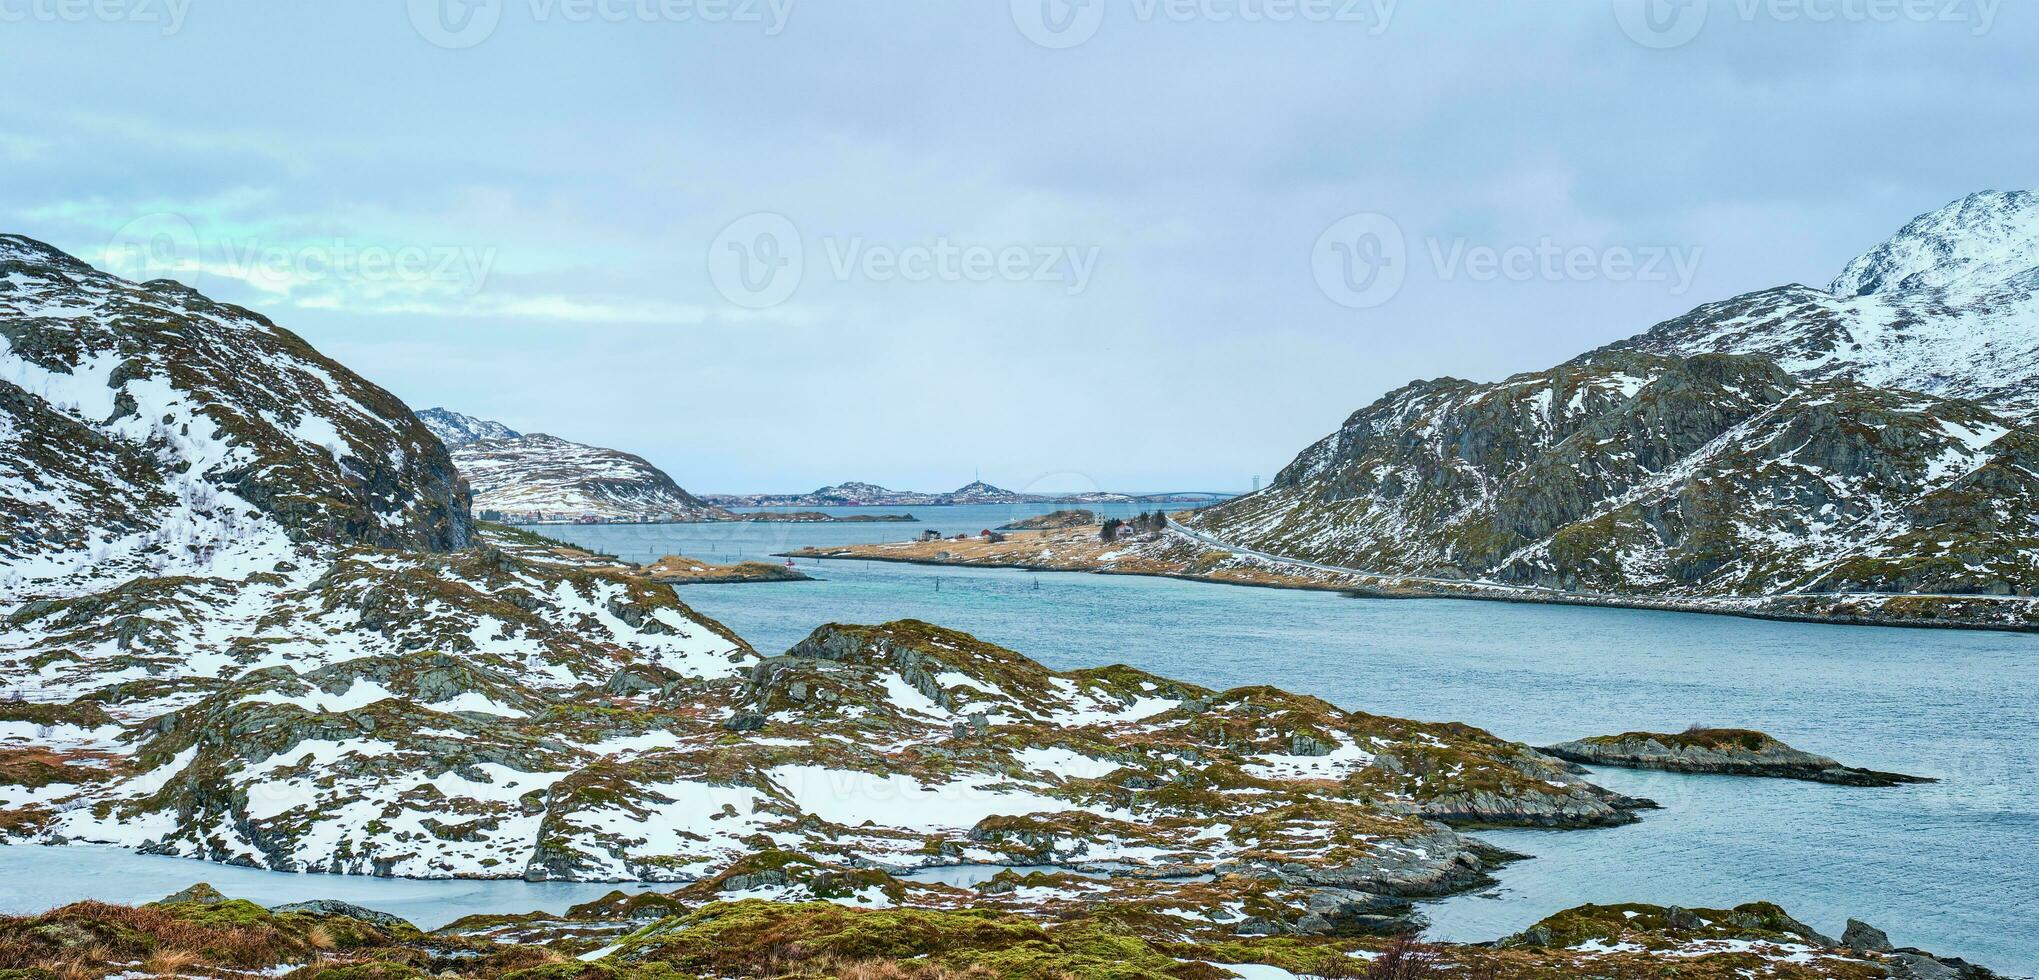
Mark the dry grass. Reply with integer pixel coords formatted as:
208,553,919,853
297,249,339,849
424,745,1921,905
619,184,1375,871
144,947,204,976
829,958,999,980
0,901,309,973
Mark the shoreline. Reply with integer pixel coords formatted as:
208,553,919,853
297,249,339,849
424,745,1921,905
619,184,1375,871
781,536,2039,636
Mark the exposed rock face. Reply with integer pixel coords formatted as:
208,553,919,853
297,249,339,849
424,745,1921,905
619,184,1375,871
1184,194,2039,628
268,899,414,929
450,432,732,523
1541,729,1934,787
1845,918,1896,952
0,234,473,559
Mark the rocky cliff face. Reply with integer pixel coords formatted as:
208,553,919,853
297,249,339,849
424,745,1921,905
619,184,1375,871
449,432,731,523
1187,194,2039,620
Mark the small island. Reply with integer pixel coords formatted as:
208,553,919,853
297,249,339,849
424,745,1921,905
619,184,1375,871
1541,728,1936,787
637,554,814,585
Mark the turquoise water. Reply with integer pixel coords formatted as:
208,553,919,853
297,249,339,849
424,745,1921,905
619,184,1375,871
3,505,2031,973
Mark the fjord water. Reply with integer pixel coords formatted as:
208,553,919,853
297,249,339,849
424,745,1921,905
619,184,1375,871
551,505,2039,974
1,503,2028,973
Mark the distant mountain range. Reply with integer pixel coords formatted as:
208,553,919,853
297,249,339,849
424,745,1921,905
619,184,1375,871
705,483,1227,508
1185,190,2039,629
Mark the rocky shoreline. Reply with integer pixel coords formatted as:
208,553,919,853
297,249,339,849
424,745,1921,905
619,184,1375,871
781,525,2039,634
1542,729,1937,787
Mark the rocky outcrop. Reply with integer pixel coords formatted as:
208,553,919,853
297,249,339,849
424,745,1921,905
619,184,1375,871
1541,729,1935,787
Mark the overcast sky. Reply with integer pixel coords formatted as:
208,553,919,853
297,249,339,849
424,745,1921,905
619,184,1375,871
3,0,2030,493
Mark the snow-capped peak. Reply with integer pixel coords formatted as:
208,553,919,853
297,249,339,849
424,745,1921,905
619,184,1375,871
1830,190,2039,297
417,407,522,446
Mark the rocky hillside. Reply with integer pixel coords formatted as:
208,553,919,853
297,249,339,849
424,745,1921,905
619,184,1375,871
1186,193,2039,629
0,237,749,873
416,407,520,446
1,234,473,574
448,430,732,523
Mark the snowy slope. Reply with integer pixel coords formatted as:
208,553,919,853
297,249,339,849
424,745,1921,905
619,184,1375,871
451,433,731,522
417,407,521,446
0,236,749,875
0,234,472,588
1616,190,2039,419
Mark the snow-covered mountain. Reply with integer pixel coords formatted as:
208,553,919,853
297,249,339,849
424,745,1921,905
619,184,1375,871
414,407,728,523
705,480,1124,508
0,235,752,874
416,406,521,446
1187,193,2039,629
1613,190,2039,420
450,432,731,523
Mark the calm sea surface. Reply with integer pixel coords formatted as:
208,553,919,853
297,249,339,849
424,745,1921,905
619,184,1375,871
5,504,2032,974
